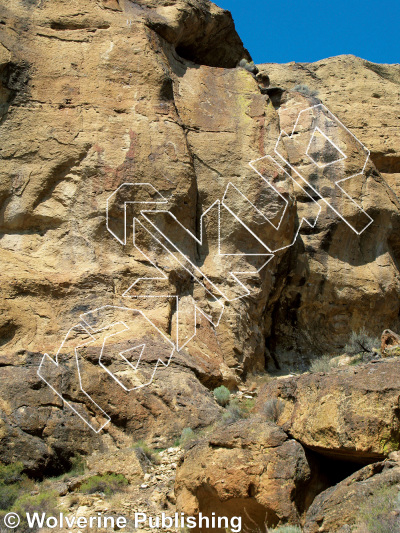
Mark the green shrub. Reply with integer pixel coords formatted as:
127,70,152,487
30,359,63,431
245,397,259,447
238,58,258,74
13,490,58,516
180,428,195,446
263,398,285,423
0,462,26,511
79,474,128,497
222,403,243,425
345,328,380,356
132,441,159,464
0,462,25,485
349,353,364,366
0,484,20,511
241,397,256,414
293,84,318,97
69,454,86,476
213,386,231,407
357,485,400,532
9,490,59,532
221,398,255,425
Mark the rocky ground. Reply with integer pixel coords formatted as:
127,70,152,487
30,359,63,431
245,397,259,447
3,343,400,532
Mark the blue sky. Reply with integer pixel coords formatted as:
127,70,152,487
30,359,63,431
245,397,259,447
215,0,400,64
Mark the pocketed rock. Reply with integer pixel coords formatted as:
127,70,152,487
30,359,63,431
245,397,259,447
381,328,400,355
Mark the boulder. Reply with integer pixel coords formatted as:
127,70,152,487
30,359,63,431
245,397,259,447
256,359,400,462
175,417,315,531
86,448,143,484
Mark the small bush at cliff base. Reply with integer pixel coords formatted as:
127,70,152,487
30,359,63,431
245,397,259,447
13,490,58,516
221,397,255,425
79,474,128,497
180,428,195,446
0,463,24,485
68,454,86,475
263,398,285,423
132,441,160,464
222,399,243,424
345,328,380,356
0,462,27,511
309,355,338,373
213,386,230,407
4,490,59,533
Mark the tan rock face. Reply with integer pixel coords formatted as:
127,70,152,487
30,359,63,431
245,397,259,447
257,359,400,462
175,418,313,531
1,0,251,472
1,0,400,472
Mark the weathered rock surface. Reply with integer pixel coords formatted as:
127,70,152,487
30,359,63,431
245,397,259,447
260,55,400,194
1,0,400,475
304,454,400,532
0,0,254,472
381,328,400,355
257,359,400,462
86,447,142,484
175,418,315,531
259,55,400,364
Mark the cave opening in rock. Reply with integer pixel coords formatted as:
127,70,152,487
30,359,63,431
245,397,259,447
303,448,378,511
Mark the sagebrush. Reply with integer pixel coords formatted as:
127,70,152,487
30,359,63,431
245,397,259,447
293,84,318,97
263,398,285,423
345,328,380,355
79,473,128,497
213,385,230,407
309,355,338,373
180,427,195,445
133,440,160,464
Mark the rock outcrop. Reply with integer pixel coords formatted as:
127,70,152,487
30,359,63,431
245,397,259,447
381,328,400,355
1,0,400,482
259,55,400,365
257,359,400,462
259,55,400,195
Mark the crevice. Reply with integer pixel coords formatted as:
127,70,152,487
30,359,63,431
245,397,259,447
370,152,400,174
264,87,285,109
36,32,90,43
301,448,371,513
50,21,110,31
